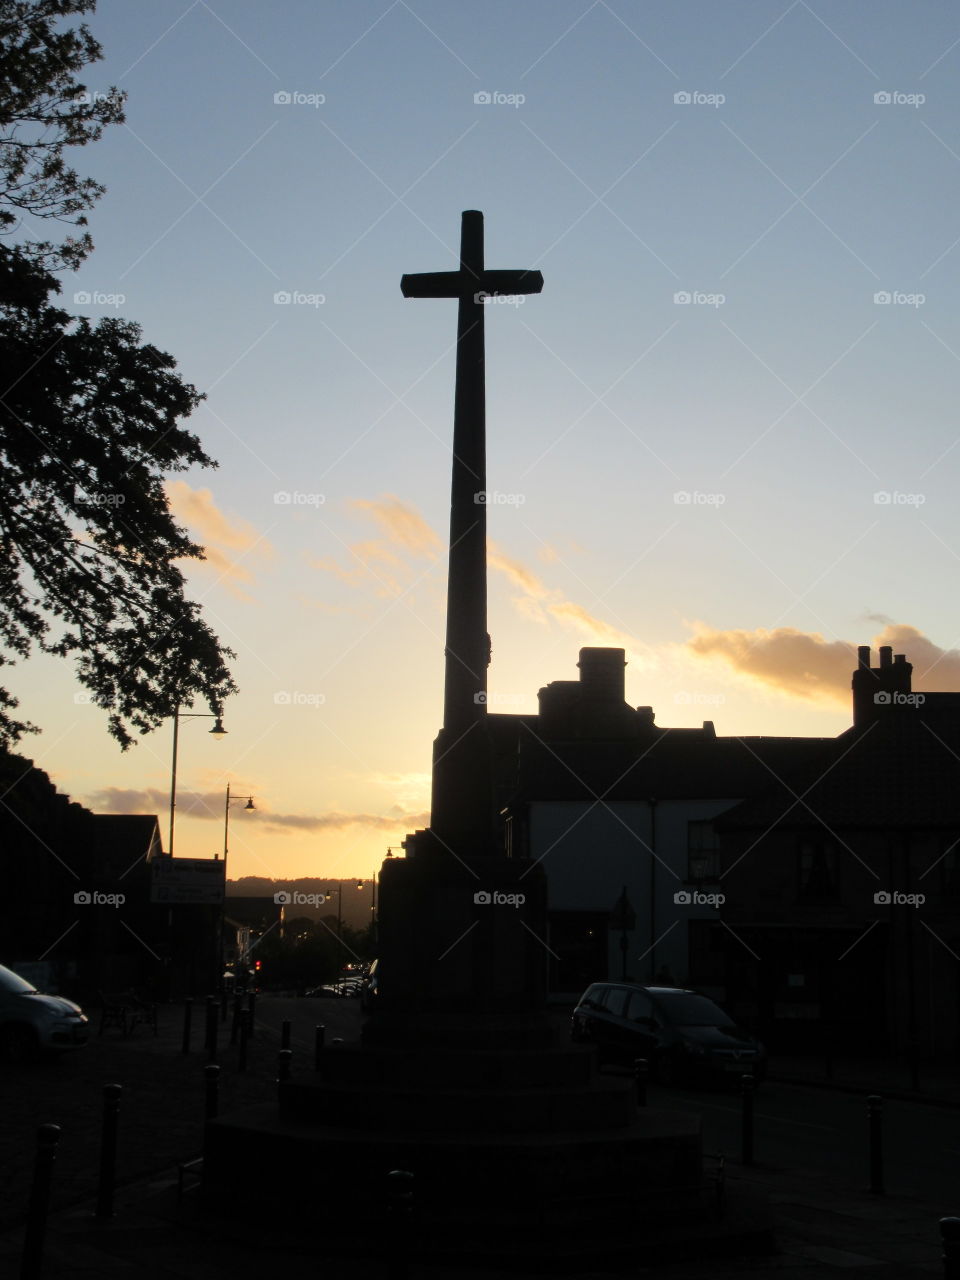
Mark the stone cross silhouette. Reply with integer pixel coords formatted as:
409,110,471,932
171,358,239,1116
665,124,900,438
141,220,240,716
402,211,542,846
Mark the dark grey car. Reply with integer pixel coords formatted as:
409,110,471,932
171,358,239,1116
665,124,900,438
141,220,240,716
571,982,765,1086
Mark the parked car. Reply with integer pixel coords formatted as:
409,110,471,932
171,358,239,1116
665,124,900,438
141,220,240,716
360,959,378,1013
0,964,89,1062
571,982,765,1086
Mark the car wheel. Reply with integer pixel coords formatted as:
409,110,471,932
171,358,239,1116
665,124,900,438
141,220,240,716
0,1023,39,1064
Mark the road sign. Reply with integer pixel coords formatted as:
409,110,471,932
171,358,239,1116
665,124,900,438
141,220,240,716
150,857,225,904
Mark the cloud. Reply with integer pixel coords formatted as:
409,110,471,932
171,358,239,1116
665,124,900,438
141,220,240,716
312,495,439,597
684,622,960,702
167,480,273,600
87,786,427,836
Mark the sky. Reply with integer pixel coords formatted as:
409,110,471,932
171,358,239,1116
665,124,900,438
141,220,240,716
12,0,960,883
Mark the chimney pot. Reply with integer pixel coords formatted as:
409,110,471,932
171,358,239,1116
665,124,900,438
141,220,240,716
879,646,893,668
858,646,871,669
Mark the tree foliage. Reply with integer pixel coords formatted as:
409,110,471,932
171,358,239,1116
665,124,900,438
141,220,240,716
0,2,237,747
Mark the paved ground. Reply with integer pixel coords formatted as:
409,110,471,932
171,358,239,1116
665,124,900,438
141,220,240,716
1,999,958,1277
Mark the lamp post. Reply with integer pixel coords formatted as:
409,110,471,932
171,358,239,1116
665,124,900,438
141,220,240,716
219,783,255,995
168,702,227,857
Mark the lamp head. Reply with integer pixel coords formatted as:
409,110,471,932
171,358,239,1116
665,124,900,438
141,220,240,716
210,717,227,738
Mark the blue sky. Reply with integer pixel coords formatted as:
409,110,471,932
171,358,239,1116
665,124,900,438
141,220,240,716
14,0,960,880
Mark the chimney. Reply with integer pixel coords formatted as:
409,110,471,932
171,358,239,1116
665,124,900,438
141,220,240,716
851,643,913,728
577,648,626,703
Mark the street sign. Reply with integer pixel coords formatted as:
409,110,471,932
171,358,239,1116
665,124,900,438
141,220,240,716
150,857,225,904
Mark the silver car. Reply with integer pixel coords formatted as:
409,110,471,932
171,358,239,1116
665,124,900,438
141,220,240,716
0,964,89,1061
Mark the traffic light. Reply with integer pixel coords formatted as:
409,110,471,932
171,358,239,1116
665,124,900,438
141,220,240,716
255,960,262,972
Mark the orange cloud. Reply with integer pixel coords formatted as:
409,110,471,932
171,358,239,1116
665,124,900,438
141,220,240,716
685,622,960,702
313,495,440,597
167,481,273,600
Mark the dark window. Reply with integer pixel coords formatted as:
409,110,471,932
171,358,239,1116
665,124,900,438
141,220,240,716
652,991,733,1028
687,820,721,882
799,840,837,902
601,986,630,1016
942,840,960,896
626,990,653,1022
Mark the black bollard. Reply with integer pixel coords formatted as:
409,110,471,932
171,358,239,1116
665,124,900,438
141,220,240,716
868,1095,884,1194
238,1009,250,1073
204,1064,220,1122
205,995,218,1063
246,990,256,1023
95,1083,122,1220
385,1169,415,1279
20,1124,61,1280
230,994,242,1045
634,1058,648,1107
314,1024,325,1072
740,1074,755,1166
277,1048,292,1083
940,1216,960,1279
281,1019,291,1051
181,998,193,1056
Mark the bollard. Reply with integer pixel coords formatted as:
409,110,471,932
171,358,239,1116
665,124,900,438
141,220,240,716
277,1048,293,1083
385,1169,415,1278
634,1058,648,1107
238,1008,250,1073
281,1019,291,1051
205,995,218,1063
230,994,242,1046
220,990,228,1023
314,1024,325,1073
940,1216,960,1279
247,990,256,1023
204,1064,220,1122
740,1074,755,1166
181,998,193,1056
868,1094,884,1194
95,1083,122,1220
20,1124,61,1280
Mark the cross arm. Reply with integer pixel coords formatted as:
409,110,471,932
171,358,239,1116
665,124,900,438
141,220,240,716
401,269,544,299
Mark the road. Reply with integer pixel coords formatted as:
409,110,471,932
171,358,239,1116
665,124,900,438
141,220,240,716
258,995,960,1213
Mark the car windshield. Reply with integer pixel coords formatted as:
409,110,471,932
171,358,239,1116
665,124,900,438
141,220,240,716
0,964,38,995
654,992,734,1027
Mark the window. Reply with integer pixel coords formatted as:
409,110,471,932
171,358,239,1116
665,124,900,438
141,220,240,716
687,820,721,883
798,840,837,902
601,986,630,1016
626,990,653,1022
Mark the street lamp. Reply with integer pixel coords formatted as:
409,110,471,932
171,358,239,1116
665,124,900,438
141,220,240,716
219,783,255,994
168,702,227,857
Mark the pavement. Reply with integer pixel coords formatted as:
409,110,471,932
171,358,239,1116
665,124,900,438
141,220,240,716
1,1004,957,1278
